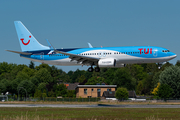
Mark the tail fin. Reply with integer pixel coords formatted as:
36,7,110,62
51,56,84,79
14,21,49,52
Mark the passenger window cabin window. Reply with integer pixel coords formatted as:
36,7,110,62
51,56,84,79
107,88,111,91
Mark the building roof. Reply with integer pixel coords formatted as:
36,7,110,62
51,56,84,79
76,85,117,88
67,83,79,90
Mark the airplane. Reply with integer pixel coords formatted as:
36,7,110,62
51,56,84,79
7,21,177,72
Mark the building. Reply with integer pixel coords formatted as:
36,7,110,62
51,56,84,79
75,85,117,98
102,91,136,100
102,91,116,99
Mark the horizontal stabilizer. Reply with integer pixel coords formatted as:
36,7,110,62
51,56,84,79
6,50,32,55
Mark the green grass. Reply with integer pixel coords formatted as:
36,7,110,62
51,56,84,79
0,108,179,120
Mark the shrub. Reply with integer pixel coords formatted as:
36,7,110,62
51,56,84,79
115,87,129,100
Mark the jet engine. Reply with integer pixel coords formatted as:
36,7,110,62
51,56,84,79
98,58,125,68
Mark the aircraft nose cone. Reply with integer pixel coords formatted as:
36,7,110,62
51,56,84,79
171,53,177,59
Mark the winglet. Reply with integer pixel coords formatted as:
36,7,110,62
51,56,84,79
88,43,93,48
46,39,54,50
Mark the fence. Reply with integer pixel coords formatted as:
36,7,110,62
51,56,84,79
4,97,101,102
4,96,180,103
0,95,7,101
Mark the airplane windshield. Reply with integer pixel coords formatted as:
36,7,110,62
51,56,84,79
162,50,170,52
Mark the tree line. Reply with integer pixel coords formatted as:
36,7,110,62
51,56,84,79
0,60,180,98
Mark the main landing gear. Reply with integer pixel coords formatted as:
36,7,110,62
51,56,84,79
88,66,100,72
88,67,93,72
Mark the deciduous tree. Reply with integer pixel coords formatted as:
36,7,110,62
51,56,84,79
18,80,35,97
112,68,134,90
159,66,180,98
157,84,172,100
34,68,53,83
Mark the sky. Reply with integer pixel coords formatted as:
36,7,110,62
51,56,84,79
0,0,180,73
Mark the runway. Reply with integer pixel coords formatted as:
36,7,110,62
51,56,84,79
1,104,180,108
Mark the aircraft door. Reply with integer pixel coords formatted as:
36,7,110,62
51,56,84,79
153,49,158,57
40,52,44,60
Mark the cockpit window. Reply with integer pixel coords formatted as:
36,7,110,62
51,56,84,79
162,50,170,52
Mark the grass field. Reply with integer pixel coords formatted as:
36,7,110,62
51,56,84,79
0,107,179,120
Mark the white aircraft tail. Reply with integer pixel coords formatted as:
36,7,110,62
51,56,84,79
14,21,49,52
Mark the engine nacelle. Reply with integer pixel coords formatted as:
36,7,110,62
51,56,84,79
98,58,125,68
98,58,115,67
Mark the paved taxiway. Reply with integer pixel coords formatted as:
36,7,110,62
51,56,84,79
1,104,180,108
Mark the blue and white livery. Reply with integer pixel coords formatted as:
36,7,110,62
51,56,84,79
7,21,177,72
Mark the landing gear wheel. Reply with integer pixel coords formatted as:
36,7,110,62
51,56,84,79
88,67,94,72
95,67,100,72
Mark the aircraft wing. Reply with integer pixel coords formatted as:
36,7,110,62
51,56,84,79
54,49,99,65
47,40,99,65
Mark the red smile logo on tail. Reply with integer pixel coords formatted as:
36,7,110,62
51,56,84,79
20,35,31,45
